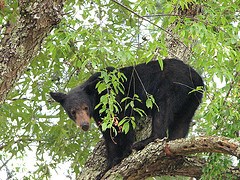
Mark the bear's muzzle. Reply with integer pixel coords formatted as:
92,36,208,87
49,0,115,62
76,111,90,131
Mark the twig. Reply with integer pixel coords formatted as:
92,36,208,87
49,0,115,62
223,72,239,106
110,0,190,53
0,154,14,171
143,13,200,22
0,138,35,151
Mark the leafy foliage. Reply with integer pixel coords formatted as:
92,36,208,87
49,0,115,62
95,69,126,134
0,0,239,179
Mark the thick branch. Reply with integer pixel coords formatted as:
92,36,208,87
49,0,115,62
78,136,240,180
0,0,65,103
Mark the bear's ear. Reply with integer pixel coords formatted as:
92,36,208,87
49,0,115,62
84,80,98,95
50,92,66,103
106,66,115,72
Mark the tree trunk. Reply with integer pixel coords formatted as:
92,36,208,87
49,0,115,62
0,0,65,103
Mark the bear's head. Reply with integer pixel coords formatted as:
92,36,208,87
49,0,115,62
50,87,94,131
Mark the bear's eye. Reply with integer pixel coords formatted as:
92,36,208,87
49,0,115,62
83,106,89,111
71,110,76,116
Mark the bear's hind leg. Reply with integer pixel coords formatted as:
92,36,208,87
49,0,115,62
168,117,192,140
168,95,201,140
132,98,173,150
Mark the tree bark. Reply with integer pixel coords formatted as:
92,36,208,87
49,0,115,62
78,136,240,179
165,3,203,62
0,0,65,103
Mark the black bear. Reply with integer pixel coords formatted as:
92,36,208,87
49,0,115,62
50,58,204,168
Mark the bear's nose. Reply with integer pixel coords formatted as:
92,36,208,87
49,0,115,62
81,122,89,131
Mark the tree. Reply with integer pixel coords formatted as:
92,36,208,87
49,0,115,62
0,0,64,103
0,0,239,179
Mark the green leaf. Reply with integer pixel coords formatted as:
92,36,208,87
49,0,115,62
146,98,153,109
158,58,164,71
101,122,108,132
96,82,107,93
122,122,130,134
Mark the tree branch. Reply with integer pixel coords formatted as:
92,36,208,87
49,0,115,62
0,0,65,103
78,136,240,180
0,137,36,151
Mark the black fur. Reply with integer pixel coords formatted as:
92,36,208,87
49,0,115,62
50,58,204,169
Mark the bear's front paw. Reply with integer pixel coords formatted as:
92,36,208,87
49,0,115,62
107,157,121,169
132,142,145,151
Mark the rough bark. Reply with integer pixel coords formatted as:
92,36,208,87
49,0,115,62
165,3,204,61
0,0,65,103
78,136,240,179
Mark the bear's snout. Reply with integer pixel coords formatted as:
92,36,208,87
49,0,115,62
81,122,90,131
75,111,90,131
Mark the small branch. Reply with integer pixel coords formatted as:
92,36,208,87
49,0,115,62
223,72,239,106
143,13,200,22
0,138,36,151
0,154,14,171
110,0,189,52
